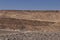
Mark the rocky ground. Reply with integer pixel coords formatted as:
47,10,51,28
0,31,60,40
0,10,60,40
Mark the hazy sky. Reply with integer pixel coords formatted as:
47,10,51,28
0,0,60,10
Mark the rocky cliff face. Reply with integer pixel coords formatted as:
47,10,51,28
0,10,60,40
0,10,60,32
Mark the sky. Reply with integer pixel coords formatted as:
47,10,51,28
0,0,60,10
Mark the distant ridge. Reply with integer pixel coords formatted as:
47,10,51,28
0,10,59,12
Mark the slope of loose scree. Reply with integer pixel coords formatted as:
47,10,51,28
0,18,59,32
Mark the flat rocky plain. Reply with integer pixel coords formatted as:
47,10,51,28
0,10,60,40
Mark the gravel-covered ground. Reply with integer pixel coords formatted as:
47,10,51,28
0,31,60,40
